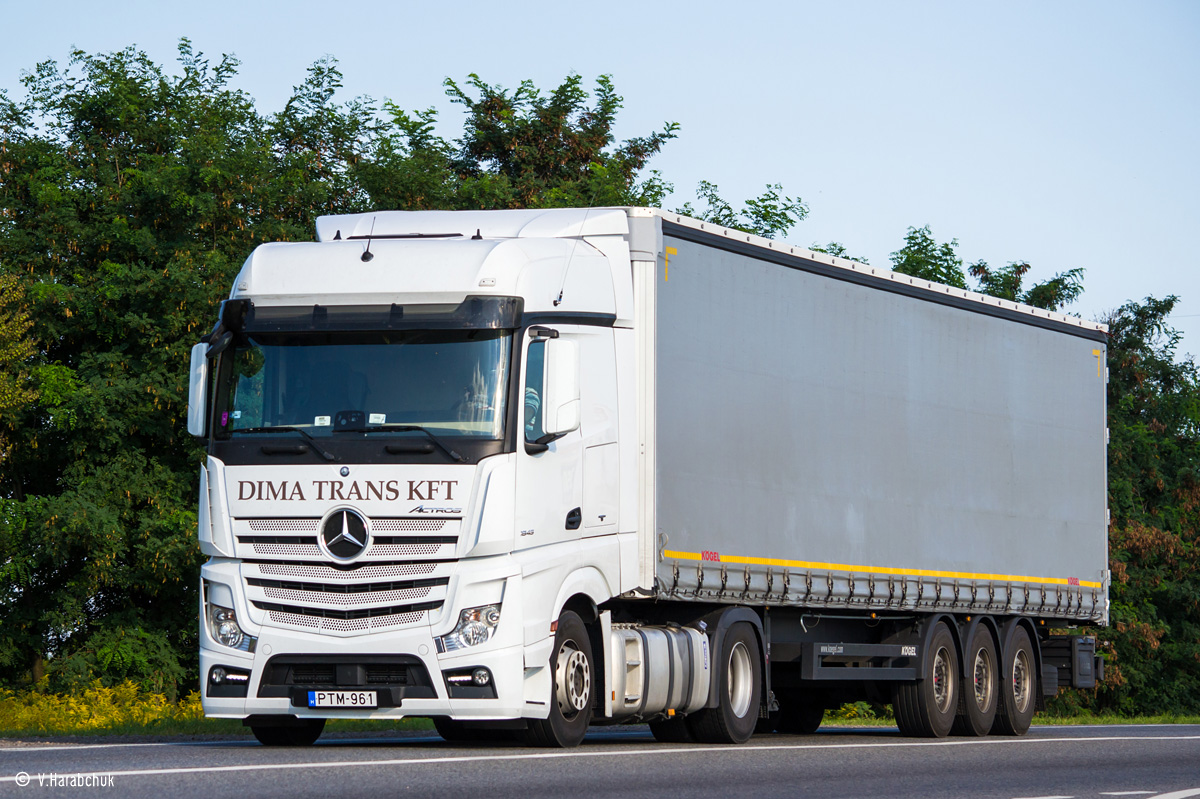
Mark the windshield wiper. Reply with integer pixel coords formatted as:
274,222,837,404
335,425,464,463
230,426,338,462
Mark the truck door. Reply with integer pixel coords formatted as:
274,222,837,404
515,327,585,551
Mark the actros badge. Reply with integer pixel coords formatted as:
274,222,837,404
319,508,370,562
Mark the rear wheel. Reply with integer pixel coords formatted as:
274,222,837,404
952,623,999,736
687,622,762,744
991,625,1036,736
894,621,958,738
526,610,594,748
250,718,325,746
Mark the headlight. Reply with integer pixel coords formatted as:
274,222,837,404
437,604,501,653
206,602,257,653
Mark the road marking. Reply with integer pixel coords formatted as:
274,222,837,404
1,733,1198,783
1100,792,1156,796
1148,790,1200,799
4,725,1197,753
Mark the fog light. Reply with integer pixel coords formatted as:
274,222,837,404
211,667,227,685
472,668,491,686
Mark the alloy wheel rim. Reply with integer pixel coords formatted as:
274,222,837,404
555,641,590,717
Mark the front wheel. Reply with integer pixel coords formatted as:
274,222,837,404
526,610,594,748
687,622,762,744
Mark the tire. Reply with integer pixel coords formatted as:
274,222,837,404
991,625,1036,736
893,621,958,738
250,718,325,746
526,610,594,748
952,623,999,736
649,716,695,742
686,622,762,744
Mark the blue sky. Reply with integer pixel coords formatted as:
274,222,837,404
2,0,1197,359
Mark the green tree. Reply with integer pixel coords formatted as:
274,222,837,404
889,225,967,288
968,260,1084,312
1092,296,1200,715
2,43,774,695
677,180,808,239
0,275,37,465
810,242,869,264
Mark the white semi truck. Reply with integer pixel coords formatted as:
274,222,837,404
187,207,1108,747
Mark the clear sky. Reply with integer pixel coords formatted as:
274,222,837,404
2,0,1197,360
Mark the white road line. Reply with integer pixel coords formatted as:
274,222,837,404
1148,790,1200,799
1,734,1199,784
1100,792,1157,796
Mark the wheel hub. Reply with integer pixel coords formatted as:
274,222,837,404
555,643,590,716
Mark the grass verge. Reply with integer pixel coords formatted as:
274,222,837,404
0,681,431,739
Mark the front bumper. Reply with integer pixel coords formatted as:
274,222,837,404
200,556,552,722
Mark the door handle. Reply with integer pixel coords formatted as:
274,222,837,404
565,507,581,530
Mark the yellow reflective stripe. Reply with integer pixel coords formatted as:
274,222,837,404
661,549,1103,589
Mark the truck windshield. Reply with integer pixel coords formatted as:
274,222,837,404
213,329,512,439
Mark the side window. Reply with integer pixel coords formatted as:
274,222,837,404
524,339,545,444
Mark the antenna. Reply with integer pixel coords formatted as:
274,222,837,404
361,217,377,262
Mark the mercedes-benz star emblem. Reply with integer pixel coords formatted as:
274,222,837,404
320,509,370,561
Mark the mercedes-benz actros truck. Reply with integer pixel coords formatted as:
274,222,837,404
187,207,1108,747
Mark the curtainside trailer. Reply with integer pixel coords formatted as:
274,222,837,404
187,207,1108,747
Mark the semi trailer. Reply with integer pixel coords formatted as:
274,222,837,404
187,207,1108,747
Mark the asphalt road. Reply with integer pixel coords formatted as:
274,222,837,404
2,725,1198,799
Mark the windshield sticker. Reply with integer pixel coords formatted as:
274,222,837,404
314,416,332,427
231,411,242,419
369,413,386,425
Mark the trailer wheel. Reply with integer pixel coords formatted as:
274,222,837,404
250,718,325,746
952,624,999,736
893,621,958,738
991,625,1036,736
687,622,761,744
526,610,593,748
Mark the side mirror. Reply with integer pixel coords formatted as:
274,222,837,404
187,342,209,437
540,338,580,439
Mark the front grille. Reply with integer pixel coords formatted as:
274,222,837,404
255,562,437,579
236,517,457,635
253,599,443,620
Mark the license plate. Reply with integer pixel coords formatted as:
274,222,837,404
307,690,377,708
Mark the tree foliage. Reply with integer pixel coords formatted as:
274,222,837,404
1085,297,1200,715
969,260,1084,312
889,225,968,288
0,42,803,694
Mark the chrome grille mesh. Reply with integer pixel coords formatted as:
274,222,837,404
237,516,456,635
